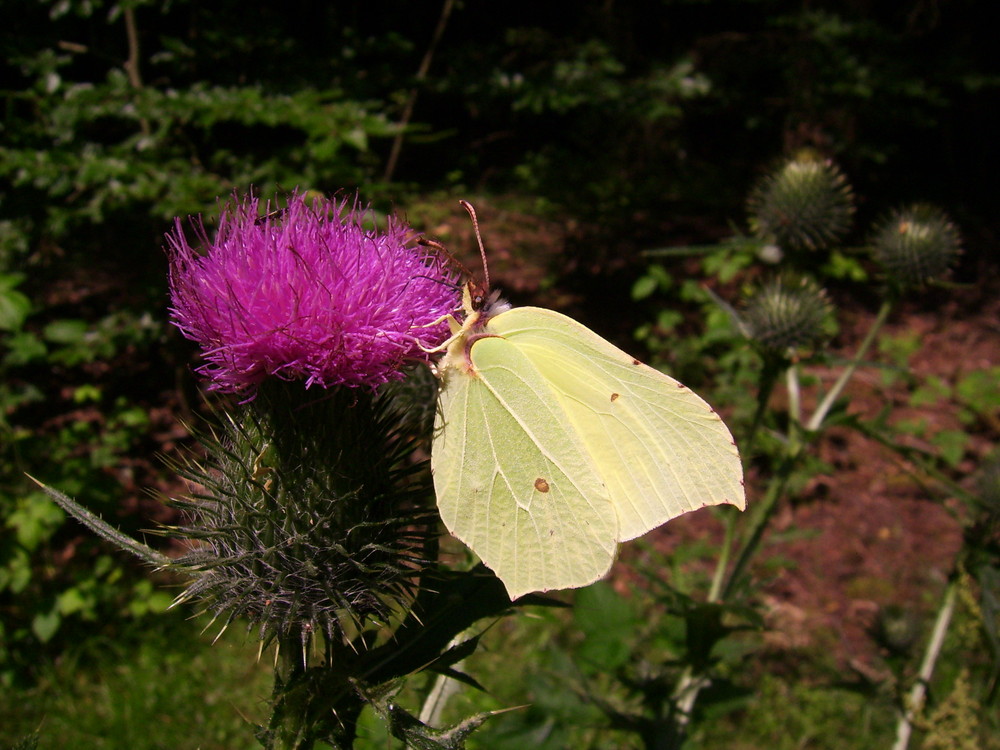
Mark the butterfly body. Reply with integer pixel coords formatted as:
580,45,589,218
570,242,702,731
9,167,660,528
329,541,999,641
432,283,745,599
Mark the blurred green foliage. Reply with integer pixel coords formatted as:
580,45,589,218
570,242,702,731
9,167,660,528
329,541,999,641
0,614,270,750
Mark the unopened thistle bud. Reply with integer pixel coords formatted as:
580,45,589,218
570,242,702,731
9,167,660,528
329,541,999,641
869,204,962,290
748,153,854,252
740,275,832,356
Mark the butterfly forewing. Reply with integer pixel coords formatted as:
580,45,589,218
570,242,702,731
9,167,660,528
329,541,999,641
485,307,745,541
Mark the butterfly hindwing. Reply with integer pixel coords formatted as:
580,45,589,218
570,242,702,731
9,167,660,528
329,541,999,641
433,333,618,599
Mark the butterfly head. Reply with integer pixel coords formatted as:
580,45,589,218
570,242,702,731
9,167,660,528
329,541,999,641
462,279,511,325
466,278,489,312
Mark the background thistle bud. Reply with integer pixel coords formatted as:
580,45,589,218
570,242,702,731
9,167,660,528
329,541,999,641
740,275,832,357
872,604,920,656
869,204,962,289
748,152,855,252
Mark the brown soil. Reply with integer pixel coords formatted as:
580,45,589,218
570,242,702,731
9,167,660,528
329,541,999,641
749,295,997,673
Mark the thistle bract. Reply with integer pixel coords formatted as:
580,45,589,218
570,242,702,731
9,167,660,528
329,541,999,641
168,385,433,647
741,275,832,356
870,204,962,290
167,193,459,395
748,153,854,252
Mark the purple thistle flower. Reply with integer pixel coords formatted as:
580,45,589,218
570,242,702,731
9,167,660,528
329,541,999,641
167,193,459,395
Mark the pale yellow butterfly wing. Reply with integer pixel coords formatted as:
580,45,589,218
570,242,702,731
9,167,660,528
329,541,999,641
486,307,745,541
433,335,618,599
432,304,744,600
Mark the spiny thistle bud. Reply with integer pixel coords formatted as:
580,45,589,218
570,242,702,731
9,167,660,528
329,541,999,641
869,204,962,290
740,275,832,356
168,385,432,648
748,152,855,253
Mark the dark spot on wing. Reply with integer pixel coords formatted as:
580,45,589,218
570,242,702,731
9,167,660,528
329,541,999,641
631,359,641,366
610,392,620,402
534,477,550,493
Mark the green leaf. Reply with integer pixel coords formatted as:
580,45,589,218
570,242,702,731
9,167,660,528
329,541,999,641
43,319,89,344
32,607,61,643
7,493,65,550
877,330,921,368
128,580,173,617
0,273,31,331
931,429,969,468
631,274,659,301
0,548,32,594
821,250,868,282
956,367,1000,412
72,384,102,403
57,586,93,617
631,264,673,301
656,309,683,332
573,582,636,671
909,376,951,408
2,331,47,365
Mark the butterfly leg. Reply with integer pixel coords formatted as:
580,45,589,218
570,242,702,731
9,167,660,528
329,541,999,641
415,313,464,353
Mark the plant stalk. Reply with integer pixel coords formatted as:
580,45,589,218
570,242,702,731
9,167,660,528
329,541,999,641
891,578,958,750
122,5,151,136
383,0,456,182
807,298,893,431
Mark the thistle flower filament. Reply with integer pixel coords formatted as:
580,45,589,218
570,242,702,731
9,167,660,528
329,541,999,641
167,193,459,395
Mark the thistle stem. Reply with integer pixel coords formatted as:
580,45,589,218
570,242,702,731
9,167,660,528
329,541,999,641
891,578,958,750
664,666,711,750
267,636,315,750
707,508,736,603
672,355,787,747
383,0,456,181
807,298,893,432
707,355,783,602
722,464,794,601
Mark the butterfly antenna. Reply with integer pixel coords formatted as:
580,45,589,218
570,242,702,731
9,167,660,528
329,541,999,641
460,200,490,291
418,237,472,284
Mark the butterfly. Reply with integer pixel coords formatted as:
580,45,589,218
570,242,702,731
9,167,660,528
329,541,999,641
430,202,745,599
